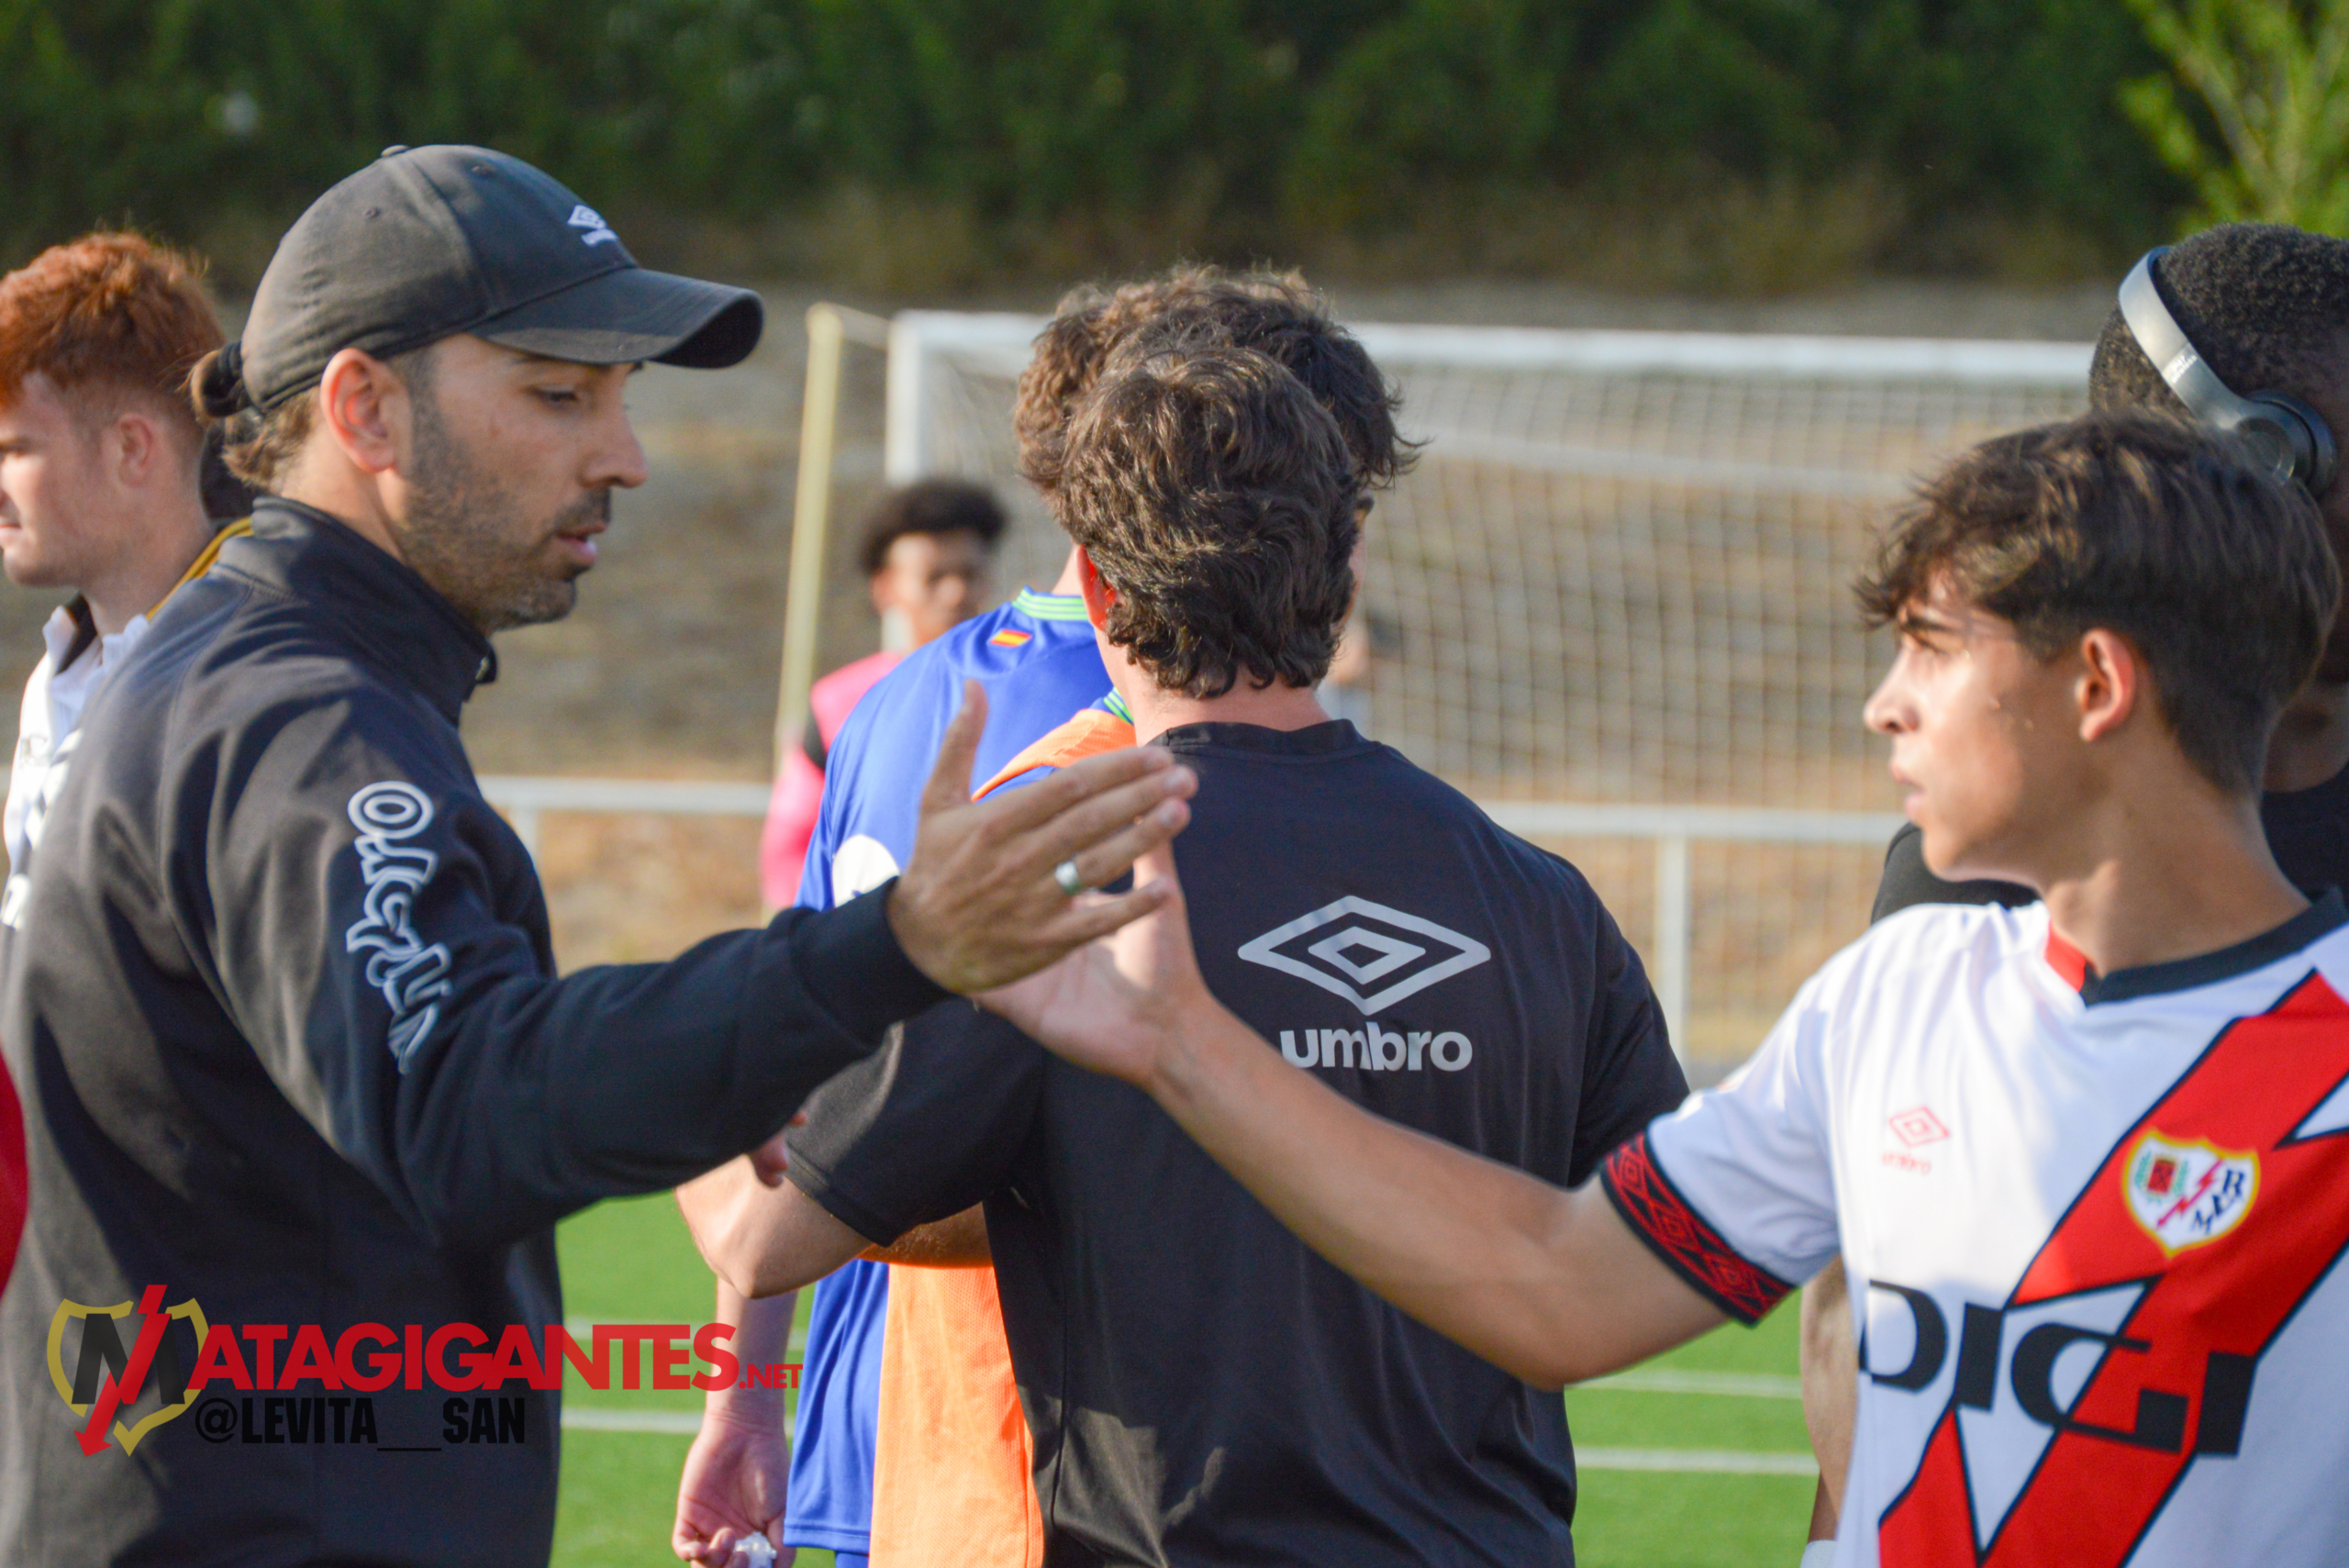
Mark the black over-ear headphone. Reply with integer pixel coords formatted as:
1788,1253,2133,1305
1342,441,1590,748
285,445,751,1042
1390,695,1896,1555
2119,246,2339,495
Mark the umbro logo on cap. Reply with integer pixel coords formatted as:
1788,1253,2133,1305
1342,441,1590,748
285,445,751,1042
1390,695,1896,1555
567,206,620,247
1238,896,1491,1016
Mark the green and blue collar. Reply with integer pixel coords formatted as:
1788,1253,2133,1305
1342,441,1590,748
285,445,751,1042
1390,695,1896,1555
1013,588,1089,623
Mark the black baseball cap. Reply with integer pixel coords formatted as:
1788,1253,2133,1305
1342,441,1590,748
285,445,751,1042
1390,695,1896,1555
199,145,763,416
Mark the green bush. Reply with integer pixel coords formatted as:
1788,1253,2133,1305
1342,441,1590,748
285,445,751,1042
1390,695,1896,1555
1284,0,1577,228
0,0,2196,278
2121,0,2349,235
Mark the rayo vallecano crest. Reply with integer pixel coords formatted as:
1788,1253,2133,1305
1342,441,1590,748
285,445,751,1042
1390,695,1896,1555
2125,1129,2258,1255
47,1291,209,1454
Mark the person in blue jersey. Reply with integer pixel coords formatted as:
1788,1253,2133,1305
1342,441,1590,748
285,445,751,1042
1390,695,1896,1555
671,267,1408,1568
757,578,1108,1568
757,481,1011,910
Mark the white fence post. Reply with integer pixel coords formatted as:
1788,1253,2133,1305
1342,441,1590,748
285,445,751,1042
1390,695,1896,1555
1653,834,1691,1065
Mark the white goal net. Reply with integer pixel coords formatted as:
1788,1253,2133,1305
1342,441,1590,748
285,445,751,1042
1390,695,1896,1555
882,314,2090,1062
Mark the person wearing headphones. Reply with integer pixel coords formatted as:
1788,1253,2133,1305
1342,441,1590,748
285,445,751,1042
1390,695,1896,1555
1796,220,2349,1562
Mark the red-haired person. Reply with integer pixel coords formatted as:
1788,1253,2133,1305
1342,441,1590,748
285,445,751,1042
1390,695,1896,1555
757,481,1004,908
0,233,238,1289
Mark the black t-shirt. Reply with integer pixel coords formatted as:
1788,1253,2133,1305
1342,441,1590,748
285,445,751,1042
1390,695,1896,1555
1870,761,2349,921
786,721,1687,1567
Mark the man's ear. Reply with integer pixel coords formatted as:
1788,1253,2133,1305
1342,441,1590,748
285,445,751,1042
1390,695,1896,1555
2075,628,2144,744
100,408,163,493
316,348,408,478
1075,547,1117,630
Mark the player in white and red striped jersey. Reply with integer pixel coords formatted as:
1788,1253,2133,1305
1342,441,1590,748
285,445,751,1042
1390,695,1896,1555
1620,884,2349,1566
983,408,2349,1568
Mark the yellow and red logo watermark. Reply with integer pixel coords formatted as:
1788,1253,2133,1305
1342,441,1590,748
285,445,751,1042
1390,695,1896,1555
50,1285,795,1456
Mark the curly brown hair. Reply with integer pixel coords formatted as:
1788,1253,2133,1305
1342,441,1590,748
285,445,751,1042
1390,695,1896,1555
1015,264,1407,499
1856,408,2337,794
1053,344,1360,698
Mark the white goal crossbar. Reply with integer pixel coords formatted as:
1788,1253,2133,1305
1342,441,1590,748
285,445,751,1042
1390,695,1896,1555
885,311,2090,482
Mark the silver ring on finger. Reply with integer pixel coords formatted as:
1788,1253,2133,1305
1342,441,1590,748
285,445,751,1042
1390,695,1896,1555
1053,858,1088,896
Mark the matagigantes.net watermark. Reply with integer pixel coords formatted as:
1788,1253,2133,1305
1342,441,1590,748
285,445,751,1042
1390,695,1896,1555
48,1284,799,1457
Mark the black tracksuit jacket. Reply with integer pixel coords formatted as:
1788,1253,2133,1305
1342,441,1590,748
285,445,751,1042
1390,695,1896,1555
0,499,943,1564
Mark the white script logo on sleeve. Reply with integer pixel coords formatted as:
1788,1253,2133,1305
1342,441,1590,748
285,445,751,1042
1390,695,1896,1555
343,782,453,1072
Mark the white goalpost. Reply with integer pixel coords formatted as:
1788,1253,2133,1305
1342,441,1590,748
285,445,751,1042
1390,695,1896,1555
784,310,2092,1065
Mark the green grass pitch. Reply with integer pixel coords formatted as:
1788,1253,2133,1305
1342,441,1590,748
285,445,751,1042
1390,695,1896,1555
553,1193,1817,1567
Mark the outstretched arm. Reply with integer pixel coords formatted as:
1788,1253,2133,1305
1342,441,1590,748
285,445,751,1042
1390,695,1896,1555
678,1136,995,1299
678,1157,866,1299
985,847,1722,1389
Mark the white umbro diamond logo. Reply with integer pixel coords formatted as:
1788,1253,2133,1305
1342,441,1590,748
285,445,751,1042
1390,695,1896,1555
567,205,620,247
1237,896,1491,1016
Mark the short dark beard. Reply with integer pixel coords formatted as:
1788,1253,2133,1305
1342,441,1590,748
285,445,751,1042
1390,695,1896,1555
395,361,603,635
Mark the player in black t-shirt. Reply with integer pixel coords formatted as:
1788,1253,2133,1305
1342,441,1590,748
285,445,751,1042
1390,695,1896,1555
771,339,1686,1563
1804,223,2349,1550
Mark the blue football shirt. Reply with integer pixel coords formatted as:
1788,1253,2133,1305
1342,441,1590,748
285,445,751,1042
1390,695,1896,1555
783,587,1108,1556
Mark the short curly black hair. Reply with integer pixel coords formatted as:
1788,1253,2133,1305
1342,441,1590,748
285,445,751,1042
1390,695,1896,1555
857,479,1008,577
1052,345,1360,698
1017,264,1408,499
2089,223,2349,415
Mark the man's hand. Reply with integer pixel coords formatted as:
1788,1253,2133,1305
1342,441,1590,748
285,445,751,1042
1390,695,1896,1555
672,1406,793,1567
675,1286,796,1566
890,683,1196,994
986,844,1722,1389
981,841,1212,1088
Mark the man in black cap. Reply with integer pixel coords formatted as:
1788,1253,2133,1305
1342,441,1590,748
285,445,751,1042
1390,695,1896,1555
0,146,1193,1567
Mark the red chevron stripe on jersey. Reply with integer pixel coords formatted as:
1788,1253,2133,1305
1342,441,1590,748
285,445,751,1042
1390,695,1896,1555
1877,970,2349,1567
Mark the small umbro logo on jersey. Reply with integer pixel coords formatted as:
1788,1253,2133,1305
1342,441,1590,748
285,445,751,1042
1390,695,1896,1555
1238,896,1491,1016
566,205,619,247
1888,1106,1949,1149
988,629,1032,648
1882,1106,1948,1173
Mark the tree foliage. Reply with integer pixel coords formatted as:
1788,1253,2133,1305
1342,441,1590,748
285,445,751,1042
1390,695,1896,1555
2122,0,2349,233
0,0,2195,263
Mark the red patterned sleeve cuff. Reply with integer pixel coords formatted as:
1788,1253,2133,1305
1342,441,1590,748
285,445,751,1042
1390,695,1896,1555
1598,1132,1795,1327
